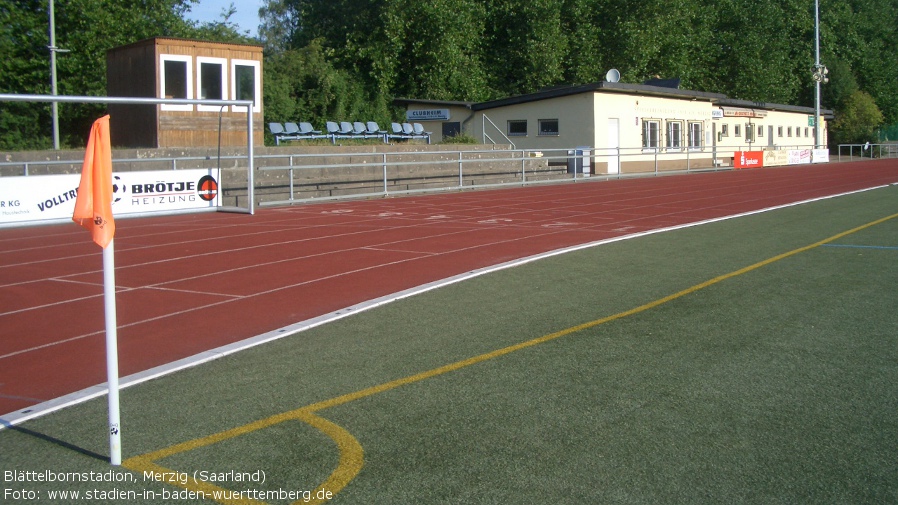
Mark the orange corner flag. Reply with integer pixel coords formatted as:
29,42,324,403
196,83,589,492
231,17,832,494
73,115,115,248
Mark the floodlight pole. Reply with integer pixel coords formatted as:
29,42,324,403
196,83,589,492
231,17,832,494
813,0,822,149
49,0,70,150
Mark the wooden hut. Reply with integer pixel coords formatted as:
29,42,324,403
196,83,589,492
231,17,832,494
106,37,263,148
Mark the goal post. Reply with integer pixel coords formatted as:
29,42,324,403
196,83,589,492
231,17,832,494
0,93,256,219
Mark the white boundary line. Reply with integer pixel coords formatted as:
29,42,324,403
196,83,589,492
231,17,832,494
0,184,889,428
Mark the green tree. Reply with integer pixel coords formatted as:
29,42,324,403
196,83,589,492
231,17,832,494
6,0,897,150
818,0,898,125
0,0,254,150
263,39,386,133
831,90,884,145
822,58,859,111
259,0,296,53
0,0,52,149
380,0,491,100
483,0,568,95
708,0,812,104
559,0,612,85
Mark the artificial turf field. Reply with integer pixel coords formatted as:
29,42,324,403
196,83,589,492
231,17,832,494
2,184,897,504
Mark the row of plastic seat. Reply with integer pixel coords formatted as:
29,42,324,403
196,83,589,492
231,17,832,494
269,121,432,145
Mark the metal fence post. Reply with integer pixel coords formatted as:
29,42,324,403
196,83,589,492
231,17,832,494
289,155,295,202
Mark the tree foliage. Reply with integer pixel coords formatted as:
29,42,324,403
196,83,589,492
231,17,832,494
831,90,884,145
0,0,253,150
2,0,897,149
261,0,897,129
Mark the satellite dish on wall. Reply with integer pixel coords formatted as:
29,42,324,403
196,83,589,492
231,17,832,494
605,69,620,83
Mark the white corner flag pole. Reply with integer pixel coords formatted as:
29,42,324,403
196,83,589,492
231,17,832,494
103,239,122,465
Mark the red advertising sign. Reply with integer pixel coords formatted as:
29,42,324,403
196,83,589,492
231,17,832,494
735,151,764,169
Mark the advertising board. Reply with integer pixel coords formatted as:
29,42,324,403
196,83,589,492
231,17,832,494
763,150,789,167
812,149,830,163
0,169,220,225
788,149,812,165
734,151,764,169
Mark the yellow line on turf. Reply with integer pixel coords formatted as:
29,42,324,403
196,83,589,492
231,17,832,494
124,211,898,504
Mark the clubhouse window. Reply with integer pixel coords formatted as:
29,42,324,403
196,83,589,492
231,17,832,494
507,120,527,136
745,123,755,143
538,119,559,136
666,120,683,150
642,119,660,149
688,122,702,149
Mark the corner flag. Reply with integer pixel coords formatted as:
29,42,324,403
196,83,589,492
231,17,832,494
73,114,115,248
72,114,122,465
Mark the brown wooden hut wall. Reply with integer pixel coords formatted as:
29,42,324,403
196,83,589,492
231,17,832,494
106,37,263,149
106,39,159,148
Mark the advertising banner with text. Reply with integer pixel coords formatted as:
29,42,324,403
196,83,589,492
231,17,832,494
812,149,830,163
0,168,220,225
788,149,812,165
763,150,789,167
735,151,764,169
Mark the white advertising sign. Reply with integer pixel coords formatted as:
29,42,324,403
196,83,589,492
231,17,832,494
0,169,220,225
787,149,812,165
812,149,830,163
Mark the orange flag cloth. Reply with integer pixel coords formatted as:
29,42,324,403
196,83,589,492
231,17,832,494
72,115,115,248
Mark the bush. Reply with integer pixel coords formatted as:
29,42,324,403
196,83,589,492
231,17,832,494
831,91,885,145
439,133,478,144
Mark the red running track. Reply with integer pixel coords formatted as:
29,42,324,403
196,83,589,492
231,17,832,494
2,161,898,418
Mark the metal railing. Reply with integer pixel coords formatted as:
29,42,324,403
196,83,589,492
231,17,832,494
0,155,223,176
837,143,898,161
254,146,749,207
4,143,854,210
481,114,516,149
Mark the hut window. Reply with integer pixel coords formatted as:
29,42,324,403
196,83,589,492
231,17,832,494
231,59,262,113
159,54,193,111
197,57,227,111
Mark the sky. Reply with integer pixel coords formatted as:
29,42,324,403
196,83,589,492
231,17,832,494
182,0,265,37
